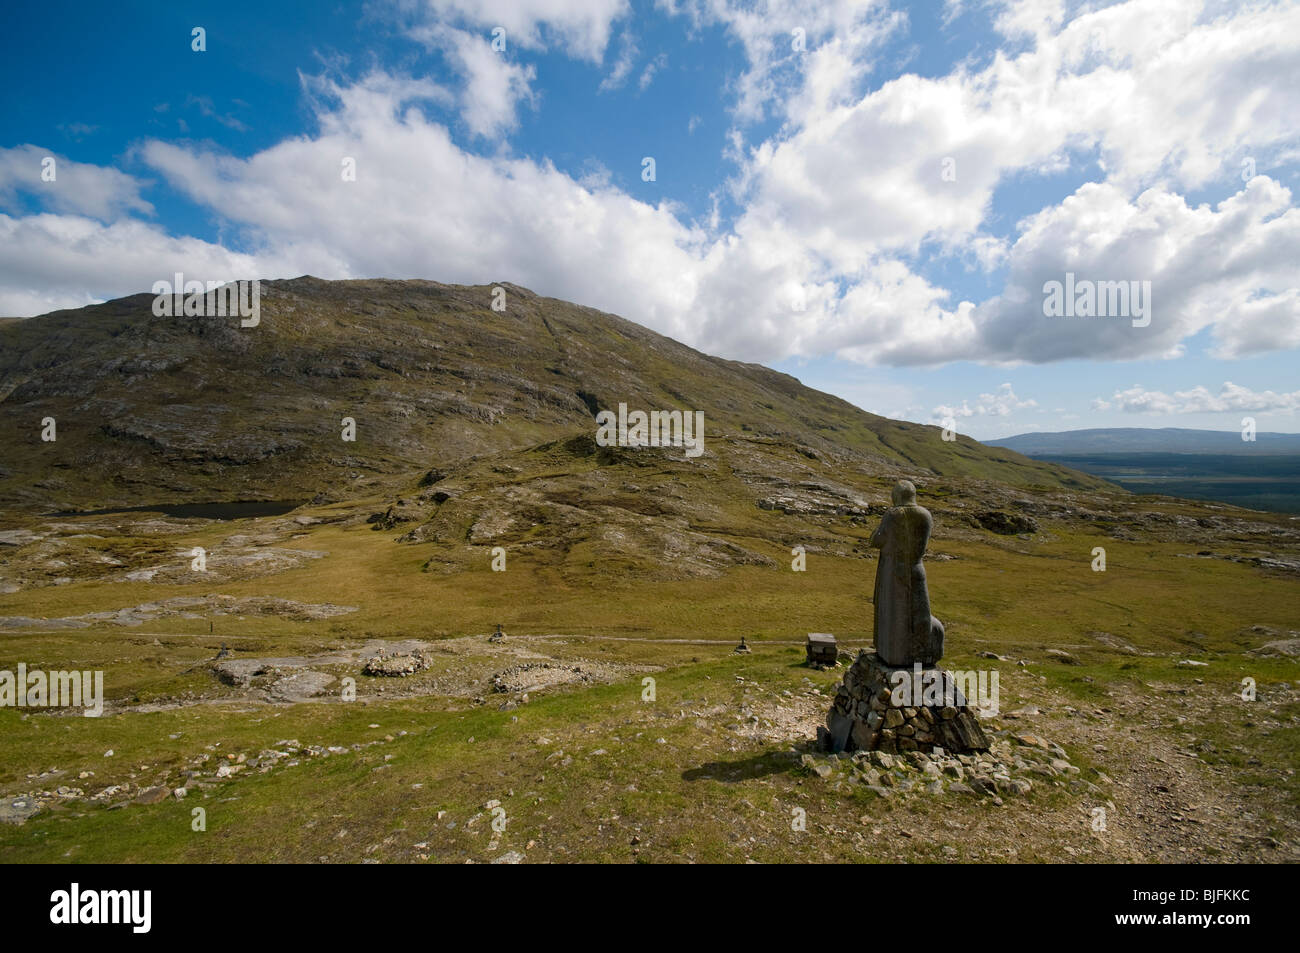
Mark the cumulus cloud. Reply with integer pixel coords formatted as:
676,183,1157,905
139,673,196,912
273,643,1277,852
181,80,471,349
133,72,708,342
3,0,1298,383
1092,381,1300,414
671,0,1300,363
960,177,1300,365
0,213,277,317
0,145,152,220
933,382,1038,420
438,27,538,138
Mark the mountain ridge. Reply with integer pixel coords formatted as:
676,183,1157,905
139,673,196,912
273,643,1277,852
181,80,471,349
0,276,1109,513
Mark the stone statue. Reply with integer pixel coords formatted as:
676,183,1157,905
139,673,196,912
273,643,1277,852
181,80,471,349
870,480,944,667
816,481,987,756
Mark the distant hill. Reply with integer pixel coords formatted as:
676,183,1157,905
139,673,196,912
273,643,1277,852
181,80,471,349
0,277,1108,512
989,427,1300,456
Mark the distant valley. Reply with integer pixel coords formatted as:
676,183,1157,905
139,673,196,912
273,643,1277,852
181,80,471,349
987,428,1300,513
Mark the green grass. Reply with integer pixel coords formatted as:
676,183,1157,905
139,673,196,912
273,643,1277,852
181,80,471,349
2,462,1297,862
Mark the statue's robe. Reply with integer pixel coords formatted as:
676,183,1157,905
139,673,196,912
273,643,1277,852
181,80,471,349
871,503,944,666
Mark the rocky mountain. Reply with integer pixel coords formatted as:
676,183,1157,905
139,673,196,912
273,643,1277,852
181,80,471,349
0,276,1108,515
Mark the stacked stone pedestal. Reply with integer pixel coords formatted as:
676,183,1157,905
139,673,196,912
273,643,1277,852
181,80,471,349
818,651,990,755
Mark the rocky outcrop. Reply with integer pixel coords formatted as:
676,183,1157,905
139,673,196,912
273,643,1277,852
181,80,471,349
971,510,1039,535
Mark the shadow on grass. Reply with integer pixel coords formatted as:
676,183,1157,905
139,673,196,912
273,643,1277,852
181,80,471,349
681,744,816,783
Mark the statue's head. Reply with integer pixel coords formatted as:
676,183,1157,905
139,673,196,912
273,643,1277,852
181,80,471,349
891,480,917,506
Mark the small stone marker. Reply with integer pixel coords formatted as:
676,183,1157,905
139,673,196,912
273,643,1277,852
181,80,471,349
489,624,505,643
806,633,837,667
734,636,751,654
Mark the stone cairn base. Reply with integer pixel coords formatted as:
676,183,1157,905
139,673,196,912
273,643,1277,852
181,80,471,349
818,651,990,755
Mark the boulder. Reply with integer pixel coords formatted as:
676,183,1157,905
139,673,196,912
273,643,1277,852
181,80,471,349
971,511,1038,535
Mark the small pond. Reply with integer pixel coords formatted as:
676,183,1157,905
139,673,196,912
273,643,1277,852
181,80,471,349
52,500,309,520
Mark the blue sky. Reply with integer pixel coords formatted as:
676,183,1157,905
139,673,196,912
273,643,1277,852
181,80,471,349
2,0,1298,439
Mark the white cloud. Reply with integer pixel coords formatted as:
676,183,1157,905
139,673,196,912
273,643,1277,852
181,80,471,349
131,73,709,343
4,0,1299,383
941,0,969,28
720,0,1300,254
638,53,668,91
0,145,152,220
438,27,538,138
0,212,277,317
1093,381,1300,414
914,176,1300,367
659,0,903,123
675,0,1300,365
933,382,1038,420
991,0,1066,43
599,32,639,91
974,177,1300,364
414,0,630,62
